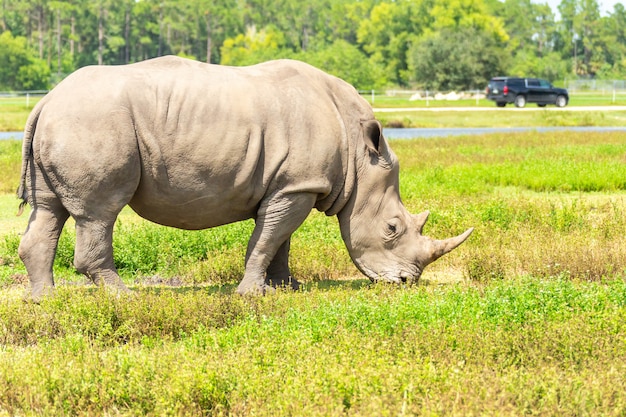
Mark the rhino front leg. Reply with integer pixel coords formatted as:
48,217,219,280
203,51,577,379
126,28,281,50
237,193,315,295
74,218,129,293
266,239,300,290
19,204,70,302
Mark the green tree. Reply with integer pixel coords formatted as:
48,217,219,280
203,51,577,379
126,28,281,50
297,40,387,90
494,0,568,81
220,25,291,66
595,4,626,78
558,0,602,76
357,1,431,86
0,31,50,90
408,27,507,91
428,0,508,42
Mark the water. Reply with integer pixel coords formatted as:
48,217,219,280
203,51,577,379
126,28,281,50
2,126,626,141
0,132,22,140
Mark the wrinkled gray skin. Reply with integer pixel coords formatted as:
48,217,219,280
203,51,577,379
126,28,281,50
17,56,472,301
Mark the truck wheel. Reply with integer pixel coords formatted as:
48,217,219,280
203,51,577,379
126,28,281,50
514,95,526,108
555,95,567,107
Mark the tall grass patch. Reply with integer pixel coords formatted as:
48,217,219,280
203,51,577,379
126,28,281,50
0,141,22,194
1,131,626,415
1,131,625,285
0,279,625,415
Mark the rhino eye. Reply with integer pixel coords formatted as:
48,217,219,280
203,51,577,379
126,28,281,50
385,222,400,238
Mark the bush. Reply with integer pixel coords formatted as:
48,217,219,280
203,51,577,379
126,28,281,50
0,31,50,90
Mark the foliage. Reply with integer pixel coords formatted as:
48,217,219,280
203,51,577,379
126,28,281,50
1,129,626,414
1,0,626,90
220,25,291,66
1,130,626,287
0,32,50,90
0,278,625,415
408,27,508,91
296,40,387,90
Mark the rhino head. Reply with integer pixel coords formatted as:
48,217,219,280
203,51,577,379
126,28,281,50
337,120,473,283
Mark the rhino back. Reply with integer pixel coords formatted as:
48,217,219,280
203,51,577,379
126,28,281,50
38,56,373,229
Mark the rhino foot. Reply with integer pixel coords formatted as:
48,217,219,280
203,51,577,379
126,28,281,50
236,280,276,296
23,283,54,304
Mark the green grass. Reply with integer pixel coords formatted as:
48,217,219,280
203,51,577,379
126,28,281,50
0,100,38,132
1,131,626,415
0,279,625,415
376,108,626,128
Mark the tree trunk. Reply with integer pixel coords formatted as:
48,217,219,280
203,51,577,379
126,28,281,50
158,6,163,56
1,0,7,31
56,9,61,76
98,6,104,65
206,15,211,63
124,6,130,63
38,6,44,59
70,15,75,57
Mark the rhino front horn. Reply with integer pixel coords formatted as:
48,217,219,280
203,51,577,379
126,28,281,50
427,228,474,265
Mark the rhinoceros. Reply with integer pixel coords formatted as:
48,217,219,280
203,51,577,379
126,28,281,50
17,56,472,300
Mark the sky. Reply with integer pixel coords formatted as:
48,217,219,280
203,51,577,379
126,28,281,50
539,0,622,16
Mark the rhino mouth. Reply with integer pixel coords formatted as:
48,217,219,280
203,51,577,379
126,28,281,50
357,263,421,284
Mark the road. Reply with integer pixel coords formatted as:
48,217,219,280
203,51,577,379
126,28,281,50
373,105,626,112
383,126,626,139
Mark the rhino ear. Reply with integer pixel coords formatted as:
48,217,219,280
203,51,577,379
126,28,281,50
362,119,384,155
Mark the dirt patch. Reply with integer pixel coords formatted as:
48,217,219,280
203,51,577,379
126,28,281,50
135,275,185,287
10,273,28,286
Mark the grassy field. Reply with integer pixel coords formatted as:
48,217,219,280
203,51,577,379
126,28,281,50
375,107,626,128
0,131,625,415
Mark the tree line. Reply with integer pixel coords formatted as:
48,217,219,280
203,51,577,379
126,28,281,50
1,0,625,92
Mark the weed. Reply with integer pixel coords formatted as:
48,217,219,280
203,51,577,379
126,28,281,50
0,280,625,415
0,130,625,414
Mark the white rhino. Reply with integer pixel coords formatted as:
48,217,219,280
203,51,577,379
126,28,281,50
17,56,472,300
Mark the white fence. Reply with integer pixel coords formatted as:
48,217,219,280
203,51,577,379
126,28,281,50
360,81,626,105
3,81,626,108
564,80,626,103
359,89,487,105
0,90,48,107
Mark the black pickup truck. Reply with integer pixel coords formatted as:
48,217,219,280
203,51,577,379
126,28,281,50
486,77,569,108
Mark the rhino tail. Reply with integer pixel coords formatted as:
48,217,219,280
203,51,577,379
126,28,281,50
17,100,44,217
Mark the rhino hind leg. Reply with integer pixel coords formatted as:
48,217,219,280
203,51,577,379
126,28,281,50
18,202,70,302
265,239,301,290
237,193,315,295
73,218,129,293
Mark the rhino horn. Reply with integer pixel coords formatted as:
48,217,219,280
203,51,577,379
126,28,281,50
426,227,474,265
412,210,430,234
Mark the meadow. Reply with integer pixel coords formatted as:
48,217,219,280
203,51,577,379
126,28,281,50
0,128,625,415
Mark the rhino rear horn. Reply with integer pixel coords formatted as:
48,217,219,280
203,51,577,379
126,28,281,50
427,228,474,265
413,210,430,234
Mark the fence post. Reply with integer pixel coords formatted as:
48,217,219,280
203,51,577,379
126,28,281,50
26,93,30,108
371,89,375,104
613,81,616,104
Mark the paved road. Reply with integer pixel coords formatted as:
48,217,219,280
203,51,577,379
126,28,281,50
374,105,626,112
383,126,626,139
